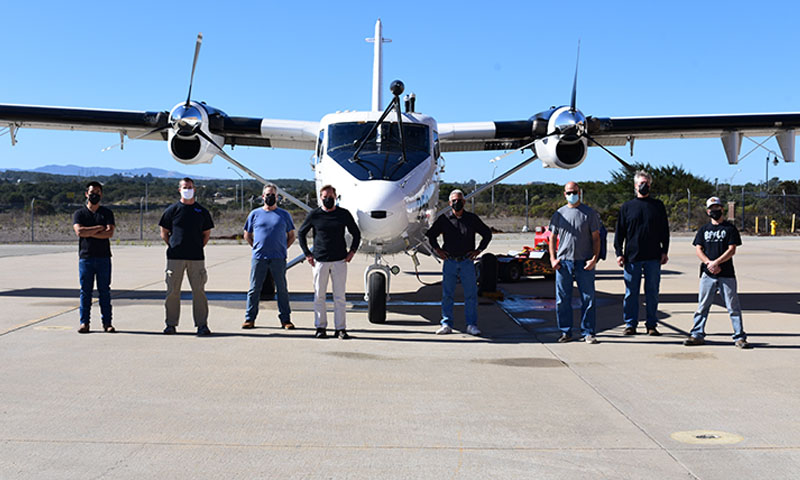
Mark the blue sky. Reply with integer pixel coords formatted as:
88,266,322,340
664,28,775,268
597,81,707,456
2,0,799,187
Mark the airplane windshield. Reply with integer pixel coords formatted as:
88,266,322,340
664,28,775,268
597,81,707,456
327,122,430,181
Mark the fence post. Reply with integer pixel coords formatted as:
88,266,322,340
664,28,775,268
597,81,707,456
686,189,691,231
741,187,746,230
30,198,35,243
140,196,144,241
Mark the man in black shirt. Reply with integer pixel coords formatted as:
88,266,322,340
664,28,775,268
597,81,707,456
298,185,361,339
614,171,670,336
158,178,215,336
72,181,115,333
426,189,492,336
684,197,750,348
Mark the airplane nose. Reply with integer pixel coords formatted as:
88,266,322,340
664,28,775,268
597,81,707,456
347,182,408,243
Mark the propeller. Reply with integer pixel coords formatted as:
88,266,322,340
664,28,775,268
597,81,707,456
186,33,203,108
570,40,580,112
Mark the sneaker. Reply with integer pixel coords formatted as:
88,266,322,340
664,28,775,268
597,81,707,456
623,327,636,336
646,327,661,336
557,333,572,343
163,325,176,335
582,334,598,344
335,329,350,340
735,339,752,349
196,326,212,336
315,328,328,338
282,322,295,330
466,325,481,336
435,325,452,335
242,321,255,329
78,323,90,334
103,325,116,333
683,336,705,346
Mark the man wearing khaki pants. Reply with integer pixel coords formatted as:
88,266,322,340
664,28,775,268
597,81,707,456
159,177,215,336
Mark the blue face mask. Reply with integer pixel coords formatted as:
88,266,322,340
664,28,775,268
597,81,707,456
566,193,580,205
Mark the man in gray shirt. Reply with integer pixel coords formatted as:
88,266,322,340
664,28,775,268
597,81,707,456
548,181,601,343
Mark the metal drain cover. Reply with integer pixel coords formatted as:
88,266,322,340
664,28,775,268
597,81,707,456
670,430,743,445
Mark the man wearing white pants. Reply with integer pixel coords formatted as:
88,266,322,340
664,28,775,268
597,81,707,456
298,185,361,339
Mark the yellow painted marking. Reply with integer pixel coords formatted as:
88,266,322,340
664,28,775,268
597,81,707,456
670,430,744,445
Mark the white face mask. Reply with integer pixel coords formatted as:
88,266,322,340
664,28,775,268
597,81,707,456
181,188,194,200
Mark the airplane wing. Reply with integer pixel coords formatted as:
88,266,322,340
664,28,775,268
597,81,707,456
0,104,319,150
438,112,800,162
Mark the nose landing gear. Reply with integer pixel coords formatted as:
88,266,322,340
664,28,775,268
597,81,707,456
364,253,399,324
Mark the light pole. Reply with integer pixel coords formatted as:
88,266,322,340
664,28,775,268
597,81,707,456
727,168,742,193
227,166,245,212
765,152,778,193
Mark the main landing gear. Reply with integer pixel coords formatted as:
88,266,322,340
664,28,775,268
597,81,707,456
364,253,400,324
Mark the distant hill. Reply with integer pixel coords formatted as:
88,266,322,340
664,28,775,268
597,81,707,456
6,164,202,179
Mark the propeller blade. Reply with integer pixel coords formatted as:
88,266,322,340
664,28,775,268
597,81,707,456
194,129,312,212
570,40,580,111
185,33,203,108
100,125,171,152
584,133,636,172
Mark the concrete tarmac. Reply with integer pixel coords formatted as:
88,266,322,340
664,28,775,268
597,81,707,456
1,234,799,479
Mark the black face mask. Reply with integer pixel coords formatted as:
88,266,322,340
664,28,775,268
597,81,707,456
88,193,101,205
264,194,277,206
708,209,723,220
322,196,335,209
452,199,465,212
638,183,650,196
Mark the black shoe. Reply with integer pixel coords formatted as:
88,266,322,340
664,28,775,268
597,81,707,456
335,329,350,340
315,328,328,338
557,333,572,343
103,325,116,333
623,327,637,336
735,339,752,349
282,322,296,330
646,327,661,336
78,323,90,334
683,336,705,346
196,325,212,336
163,325,176,335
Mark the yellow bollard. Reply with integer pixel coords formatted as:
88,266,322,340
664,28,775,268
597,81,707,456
793,214,796,233
770,220,777,236
755,216,759,234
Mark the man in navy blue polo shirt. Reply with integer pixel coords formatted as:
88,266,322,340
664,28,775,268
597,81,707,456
242,183,296,330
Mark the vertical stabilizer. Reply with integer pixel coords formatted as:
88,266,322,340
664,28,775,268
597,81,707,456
366,19,391,111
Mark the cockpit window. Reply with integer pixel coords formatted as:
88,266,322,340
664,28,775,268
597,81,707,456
326,122,430,181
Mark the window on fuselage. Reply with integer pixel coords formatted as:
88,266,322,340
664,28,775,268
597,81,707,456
326,122,430,181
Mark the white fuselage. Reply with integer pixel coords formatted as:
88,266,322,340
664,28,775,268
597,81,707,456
313,111,440,255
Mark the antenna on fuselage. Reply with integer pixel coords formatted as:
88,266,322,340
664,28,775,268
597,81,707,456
366,19,392,111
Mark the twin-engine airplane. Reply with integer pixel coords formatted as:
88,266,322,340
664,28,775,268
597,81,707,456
1,20,799,323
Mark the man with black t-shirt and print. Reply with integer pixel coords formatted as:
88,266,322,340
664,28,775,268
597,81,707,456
684,196,751,349
298,185,361,339
159,177,215,336
72,181,115,334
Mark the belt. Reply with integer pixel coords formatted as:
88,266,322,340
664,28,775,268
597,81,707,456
448,255,469,262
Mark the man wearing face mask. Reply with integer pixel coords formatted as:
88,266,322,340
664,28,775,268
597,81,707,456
426,189,492,336
298,185,361,339
548,182,601,344
684,197,751,349
242,184,296,330
159,177,215,336
72,181,116,334
614,171,670,336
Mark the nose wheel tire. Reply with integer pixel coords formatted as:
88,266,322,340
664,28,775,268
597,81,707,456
367,272,387,324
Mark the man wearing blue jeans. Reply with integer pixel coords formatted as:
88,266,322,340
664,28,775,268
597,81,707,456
72,181,115,334
242,184,296,329
614,170,670,336
426,189,492,336
549,182,601,344
684,197,750,349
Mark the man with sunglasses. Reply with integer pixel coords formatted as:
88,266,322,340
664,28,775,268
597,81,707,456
426,189,492,336
242,184,296,330
548,182,601,344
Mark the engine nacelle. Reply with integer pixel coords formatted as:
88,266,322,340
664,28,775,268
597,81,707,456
167,102,224,165
533,106,588,169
